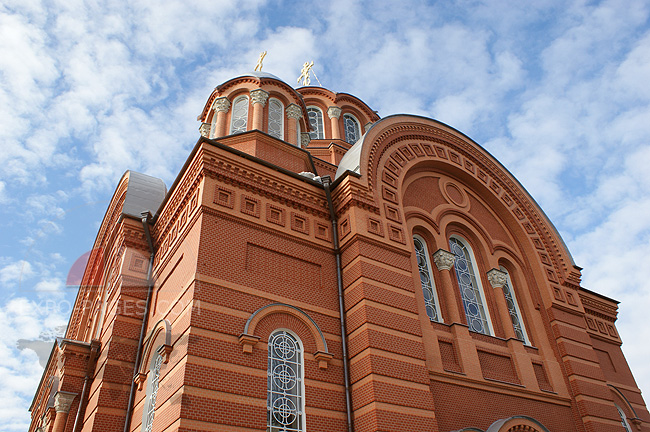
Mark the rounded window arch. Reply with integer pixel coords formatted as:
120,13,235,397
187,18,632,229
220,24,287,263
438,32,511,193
413,234,443,322
449,235,493,335
230,95,249,134
306,107,324,139
499,265,530,344
268,329,305,432
343,113,361,143
268,98,284,140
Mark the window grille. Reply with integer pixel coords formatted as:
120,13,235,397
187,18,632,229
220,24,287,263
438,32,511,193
500,267,529,344
449,237,492,335
142,352,163,432
343,114,360,143
268,99,284,139
413,235,442,322
307,107,324,139
230,96,249,134
268,330,304,432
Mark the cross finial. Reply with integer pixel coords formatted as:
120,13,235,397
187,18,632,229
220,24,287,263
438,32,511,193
298,61,314,86
254,51,267,72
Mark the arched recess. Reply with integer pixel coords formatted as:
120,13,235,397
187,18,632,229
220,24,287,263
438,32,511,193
238,303,333,369
609,384,643,429
136,319,173,390
485,415,551,432
336,114,582,303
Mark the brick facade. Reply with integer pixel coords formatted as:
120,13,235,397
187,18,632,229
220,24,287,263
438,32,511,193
29,72,649,432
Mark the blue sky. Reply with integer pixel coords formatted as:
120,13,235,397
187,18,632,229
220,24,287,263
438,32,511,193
1,0,650,429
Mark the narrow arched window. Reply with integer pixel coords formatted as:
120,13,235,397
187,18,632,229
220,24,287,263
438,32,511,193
500,266,530,344
449,236,492,335
343,113,361,143
268,330,304,432
616,405,633,432
413,235,442,322
142,351,163,432
268,98,284,139
307,107,324,139
230,96,249,134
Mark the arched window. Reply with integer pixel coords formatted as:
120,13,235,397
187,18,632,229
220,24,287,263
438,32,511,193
307,107,324,139
413,235,442,322
343,113,361,143
616,405,633,432
499,266,529,344
268,98,284,140
449,236,492,335
230,96,249,134
268,330,304,432
142,351,163,432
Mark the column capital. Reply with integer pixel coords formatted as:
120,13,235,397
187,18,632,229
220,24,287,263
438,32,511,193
54,391,77,413
212,96,231,112
432,249,455,271
300,132,311,148
486,268,507,288
250,88,269,106
199,122,211,138
286,103,302,119
327,106,342,119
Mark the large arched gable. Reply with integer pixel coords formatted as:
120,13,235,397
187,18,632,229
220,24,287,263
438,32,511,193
337,114,582,295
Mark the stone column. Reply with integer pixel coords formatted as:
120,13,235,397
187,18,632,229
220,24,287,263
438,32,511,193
250,89,269,131
432,249,461,324
51,391,77,432
285,104,302,146
327,106,342,140
486,268,517,340
212,97,231,138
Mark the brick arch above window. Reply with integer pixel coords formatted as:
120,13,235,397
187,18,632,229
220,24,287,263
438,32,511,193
238,303,333,369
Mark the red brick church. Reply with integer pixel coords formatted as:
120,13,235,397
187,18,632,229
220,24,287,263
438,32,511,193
29,70,650,432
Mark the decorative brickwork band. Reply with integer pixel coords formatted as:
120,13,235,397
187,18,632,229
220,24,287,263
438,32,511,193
286,103,303,119
432,249,455,271
487,268,507,288
250,89,270,106
212,96,231,112
54,391,77,413
327,106,342,119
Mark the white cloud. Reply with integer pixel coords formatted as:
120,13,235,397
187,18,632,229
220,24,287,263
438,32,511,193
0,260,33,286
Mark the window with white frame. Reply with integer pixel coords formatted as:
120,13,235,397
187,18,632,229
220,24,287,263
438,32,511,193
142,351,163,432
343,113,361,143
449,236,492,335
230,96,249,134
307,107,324,139
500,266,530,344
413,235,443,322
268,98,284,139
268,330,304,432
616,405,633,432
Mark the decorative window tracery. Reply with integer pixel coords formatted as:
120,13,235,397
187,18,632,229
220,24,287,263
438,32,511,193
413,235,442,322
616,404,633,432
268,330,304,432
268,99,284,139
142,351,163,432
307,107,324,139
449,236,492,335
343,113,361,143
500,266,529,344
230,96,249,134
